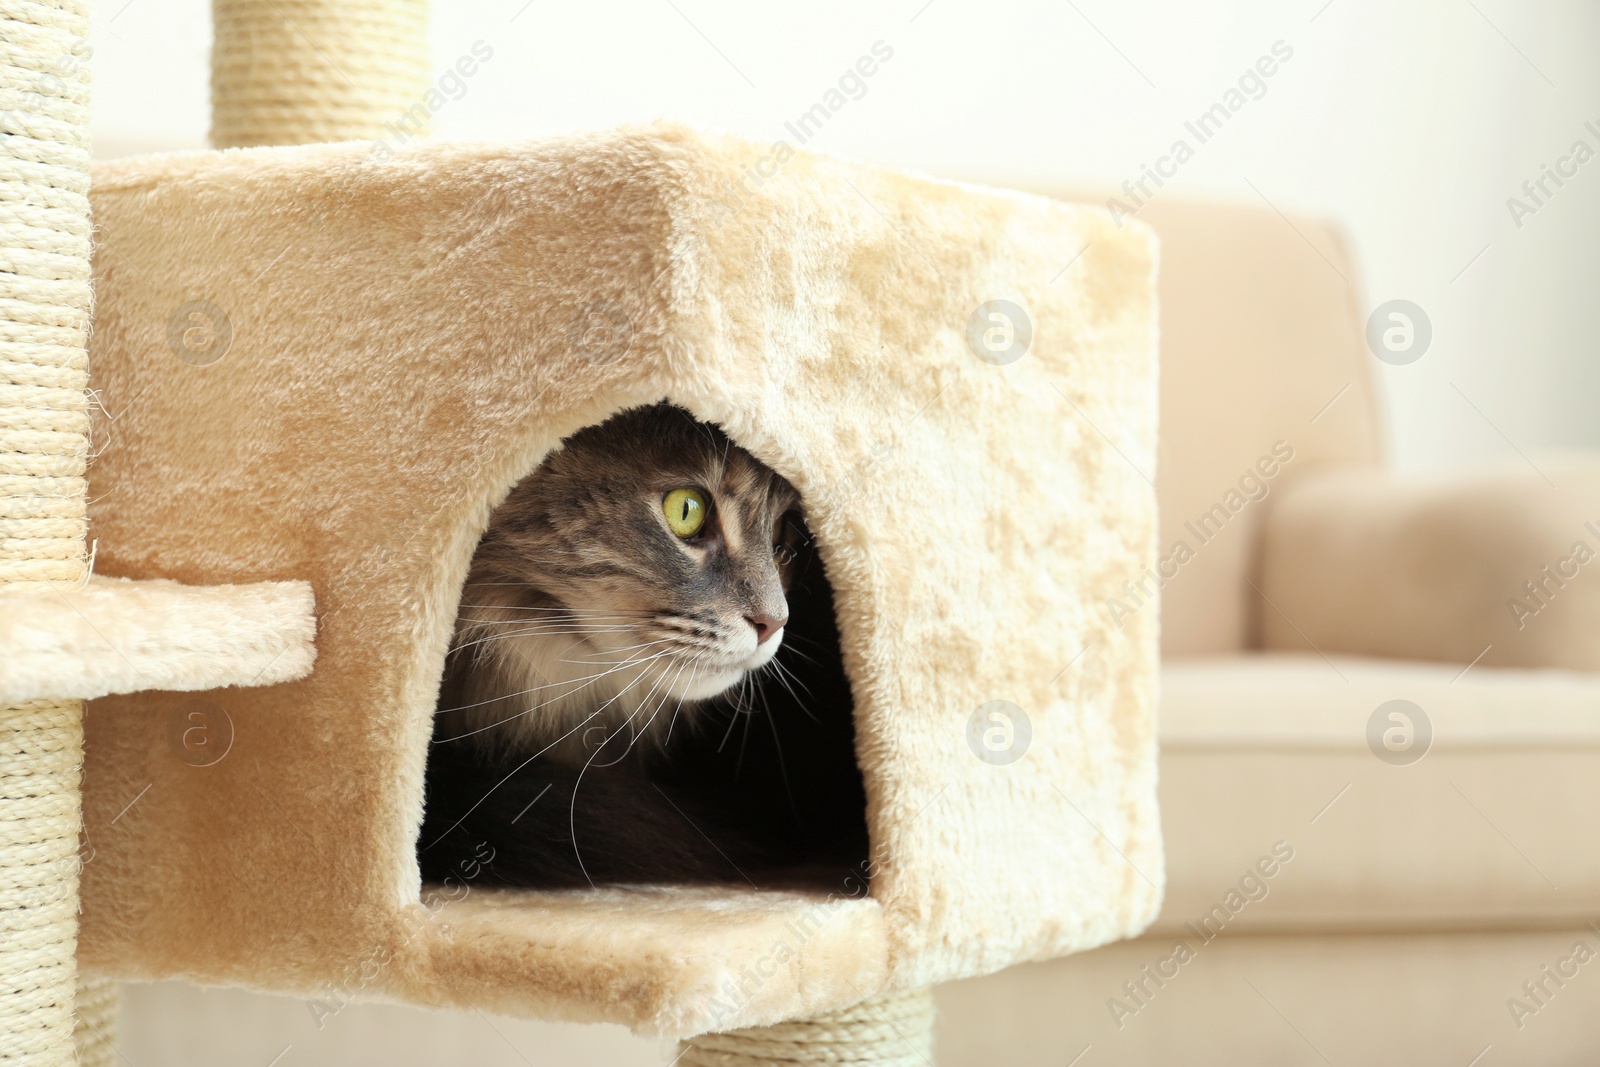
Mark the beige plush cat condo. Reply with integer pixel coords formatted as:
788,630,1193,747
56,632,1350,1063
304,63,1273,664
0,2,1162,1063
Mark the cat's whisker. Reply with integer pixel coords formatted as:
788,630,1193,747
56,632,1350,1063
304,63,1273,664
735,690,755,779
485,648,677,731
778,630,826,651
457,604,640,617
762,657,820,726
434,645,677,734
434,648,663,716
456,617,638,631
658,648,719,750
451,632,621,655
464,617,643,627
456,612,642,631
566,652,691,895
565,659,676,888
775,640,818,667
450,611,655,644
620,665,684,759
726,667,766,775
457,600,634,612
458,618,639,630
662,692,686,748
777,658,814,700
459,583,627,597
553,635,685,663
454,630,672,681
756,676,802,827
456,602,646,621
449,624,637,655
661,663,705,748
634,649,709,754
425,662,661,850
715,674,749,754
546,641,688,698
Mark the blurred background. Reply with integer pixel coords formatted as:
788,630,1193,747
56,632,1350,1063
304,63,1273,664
88,1,1599,1064
94,0,1600,475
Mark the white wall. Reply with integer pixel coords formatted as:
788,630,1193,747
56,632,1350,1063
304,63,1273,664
89,0,1600,474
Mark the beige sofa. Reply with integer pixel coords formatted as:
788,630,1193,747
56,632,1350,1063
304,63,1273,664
930,197,1600,1064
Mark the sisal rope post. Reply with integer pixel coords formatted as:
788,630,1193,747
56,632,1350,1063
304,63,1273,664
0,1,102,1063
70,976,117,1067
211,0,432,149
676,987,937,1066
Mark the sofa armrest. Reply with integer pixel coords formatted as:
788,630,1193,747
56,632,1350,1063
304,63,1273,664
1256,459,1600,670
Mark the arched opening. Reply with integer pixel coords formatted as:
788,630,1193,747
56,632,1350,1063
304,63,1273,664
418,405,868,892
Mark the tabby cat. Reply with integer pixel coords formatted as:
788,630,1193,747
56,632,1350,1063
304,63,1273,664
420,404,862,888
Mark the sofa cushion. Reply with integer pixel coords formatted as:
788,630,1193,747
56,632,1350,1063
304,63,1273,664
1157,655,1600,932
1258,459,1600,670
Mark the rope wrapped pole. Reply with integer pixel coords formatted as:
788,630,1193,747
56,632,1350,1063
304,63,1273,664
0,0,102,1063
211,0,432,148
676,987,936,1066
70,976,116,1067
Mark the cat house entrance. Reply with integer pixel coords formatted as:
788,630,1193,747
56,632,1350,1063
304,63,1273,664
418,405,869,891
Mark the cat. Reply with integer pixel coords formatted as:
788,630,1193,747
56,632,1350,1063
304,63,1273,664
420,404,866,889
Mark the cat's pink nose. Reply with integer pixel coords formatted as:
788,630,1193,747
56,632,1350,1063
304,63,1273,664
746,613,787,645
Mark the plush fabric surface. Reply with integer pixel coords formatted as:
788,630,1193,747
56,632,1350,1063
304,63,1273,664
77,125,1160,1035
0,576,314,703
1259,459,1600,670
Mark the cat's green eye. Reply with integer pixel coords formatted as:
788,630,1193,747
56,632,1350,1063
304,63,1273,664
662,488,708,538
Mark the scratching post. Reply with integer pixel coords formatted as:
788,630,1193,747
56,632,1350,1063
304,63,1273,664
0,703,83,1067
677,987,936,1066
0,0,95,1062
69,978,116,1067
210,0,431,148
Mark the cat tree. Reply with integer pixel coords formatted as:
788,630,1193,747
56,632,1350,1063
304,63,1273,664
6,2,1163,1063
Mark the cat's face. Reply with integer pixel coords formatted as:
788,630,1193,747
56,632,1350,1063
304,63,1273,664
461,406,802,724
